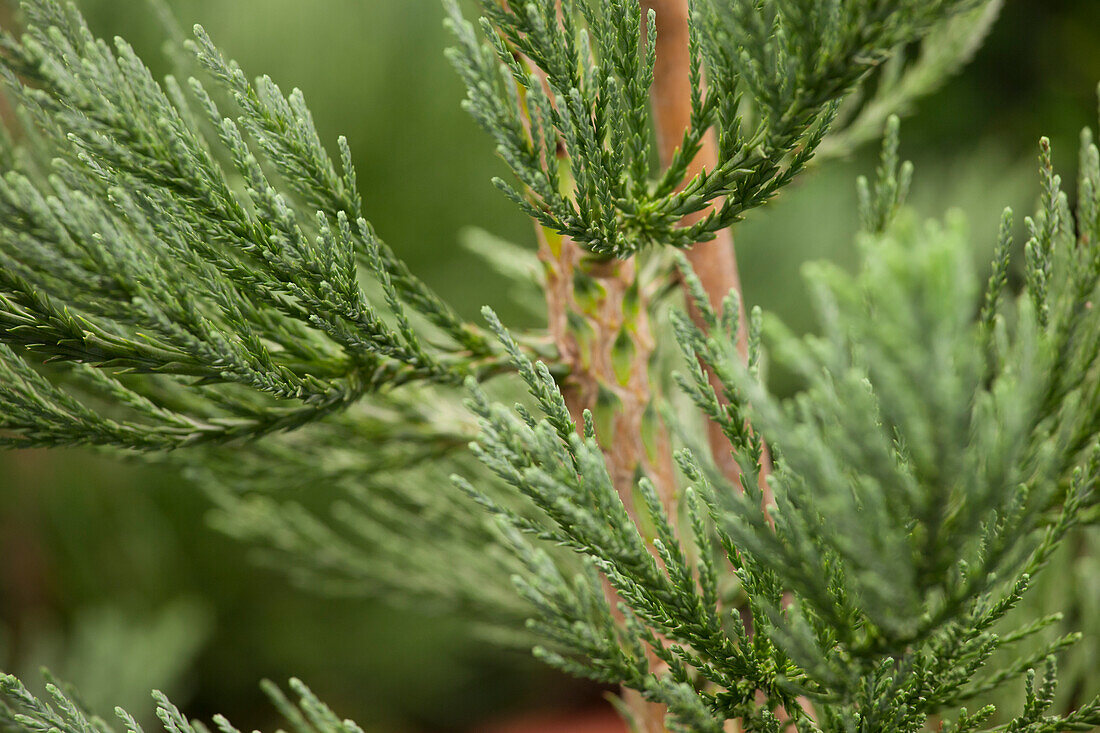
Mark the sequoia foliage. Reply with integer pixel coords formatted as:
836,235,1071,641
1,1,1099,732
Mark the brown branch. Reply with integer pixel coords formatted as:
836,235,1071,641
538,168,674,733
642,0,773,501
524,4,778,729
524,30,674,733
538,228,676,517
644,0,745,340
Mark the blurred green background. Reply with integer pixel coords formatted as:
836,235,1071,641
1,1,1099,731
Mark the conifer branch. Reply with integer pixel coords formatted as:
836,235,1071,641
0,673,364,733
0,0,517,449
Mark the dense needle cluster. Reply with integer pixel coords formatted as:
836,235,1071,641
445,0,994,255
1,0,1100,732
0,0,501,449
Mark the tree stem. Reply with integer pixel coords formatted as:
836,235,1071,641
643,0,772,498
535,4,767,729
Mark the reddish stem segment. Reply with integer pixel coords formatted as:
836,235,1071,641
643,0,773,499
